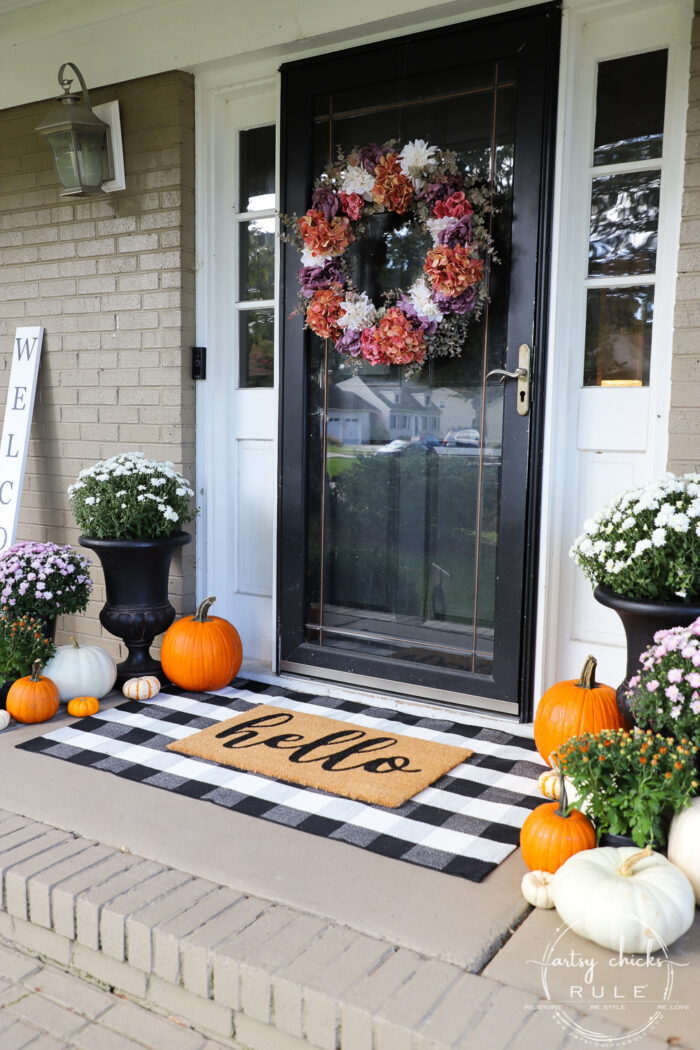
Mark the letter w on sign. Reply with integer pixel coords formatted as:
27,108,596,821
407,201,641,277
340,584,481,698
0,327,44,553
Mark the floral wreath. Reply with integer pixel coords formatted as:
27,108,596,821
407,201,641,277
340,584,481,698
285,139,493,369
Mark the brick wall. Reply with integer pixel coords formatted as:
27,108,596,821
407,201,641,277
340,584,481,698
0,70,196,655
670,4,700,473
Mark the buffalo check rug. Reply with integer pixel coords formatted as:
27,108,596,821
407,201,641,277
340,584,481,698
17,679,547,882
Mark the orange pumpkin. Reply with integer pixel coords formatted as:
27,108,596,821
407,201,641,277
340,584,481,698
520,770,596,873
67,696,100,717
6,661,59,724
160,596,242,692
534,655,628,765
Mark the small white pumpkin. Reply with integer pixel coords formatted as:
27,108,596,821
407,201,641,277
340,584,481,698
0,710,11,731
537,769,560,799
521,870,555,909
122,675,161,701
42,638,117,702
668,796,700,904
552,846,695,953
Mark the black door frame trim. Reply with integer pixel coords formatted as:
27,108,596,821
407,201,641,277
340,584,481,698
277,1,562,721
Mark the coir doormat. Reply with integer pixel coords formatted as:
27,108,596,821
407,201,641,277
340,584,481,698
17,680,546,882
166,704,472,807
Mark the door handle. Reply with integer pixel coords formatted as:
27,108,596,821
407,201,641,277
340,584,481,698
485,344,530,416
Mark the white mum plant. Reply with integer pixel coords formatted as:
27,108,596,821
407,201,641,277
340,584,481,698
570,473,700,602
68,452,195,540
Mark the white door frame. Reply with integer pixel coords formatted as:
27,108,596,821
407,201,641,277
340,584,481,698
535,0,692,704
194,0,692,712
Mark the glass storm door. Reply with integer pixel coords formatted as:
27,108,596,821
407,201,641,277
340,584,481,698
279,4,560,716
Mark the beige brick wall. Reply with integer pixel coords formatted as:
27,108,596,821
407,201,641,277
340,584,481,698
671,5,700,473
0,70,196,656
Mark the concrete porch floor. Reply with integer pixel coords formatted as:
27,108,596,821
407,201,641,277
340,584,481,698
0,680,698,1050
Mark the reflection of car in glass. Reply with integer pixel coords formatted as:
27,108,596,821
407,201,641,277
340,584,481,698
410,433,441,449
442,428,480,447
375,439,409,454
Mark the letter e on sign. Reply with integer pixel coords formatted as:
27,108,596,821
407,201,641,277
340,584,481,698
0,327,44,553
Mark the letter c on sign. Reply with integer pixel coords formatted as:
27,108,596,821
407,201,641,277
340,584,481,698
0,481,12,505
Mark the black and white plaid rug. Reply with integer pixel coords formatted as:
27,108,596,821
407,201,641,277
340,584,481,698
17,679,546,882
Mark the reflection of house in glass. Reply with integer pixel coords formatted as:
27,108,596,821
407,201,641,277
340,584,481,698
333,375,504,448
328,377,441,444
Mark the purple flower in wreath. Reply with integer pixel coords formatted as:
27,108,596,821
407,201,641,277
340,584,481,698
437,216,472,250
334,328,363,356
417,174,465,210
299,261,346,299
395,295,438,336
432,285,477,316
356,143,390,174
311,187,340,221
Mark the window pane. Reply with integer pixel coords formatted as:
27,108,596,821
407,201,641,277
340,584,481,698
593,51,667,166
588,171,660,277
239,125,275,211
239,309,274,388
583,286,654,387
239,218,275,300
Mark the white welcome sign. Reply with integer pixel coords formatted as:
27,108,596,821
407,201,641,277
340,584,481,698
0,327,44,554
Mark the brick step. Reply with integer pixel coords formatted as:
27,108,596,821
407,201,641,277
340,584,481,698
0,807,530,1050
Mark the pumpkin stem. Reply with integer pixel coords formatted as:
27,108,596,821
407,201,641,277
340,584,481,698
30,659,42,682
193,596,216,623
618,846,653,876
578,655,598,690
556,765,568,818
71,637,80,649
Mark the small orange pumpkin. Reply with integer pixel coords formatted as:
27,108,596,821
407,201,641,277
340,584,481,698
160,596,242,692
6,661,60,724
520,769,596,873
67,696,100,717
534,655,628,765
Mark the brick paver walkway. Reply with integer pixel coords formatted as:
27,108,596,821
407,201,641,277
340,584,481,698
0,938,231,1050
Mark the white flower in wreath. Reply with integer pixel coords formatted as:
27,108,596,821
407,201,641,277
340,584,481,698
338,292,377,331
300,246,331,267
398,139,439,188
408,277,444,323
426,216,454,245
339,164,375,200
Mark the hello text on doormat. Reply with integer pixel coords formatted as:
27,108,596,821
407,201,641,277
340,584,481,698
167,704,473,808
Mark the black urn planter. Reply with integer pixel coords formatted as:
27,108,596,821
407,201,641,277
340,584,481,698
0,679,13,710
80,532,191,685
594,585,700,723
598,832,664,852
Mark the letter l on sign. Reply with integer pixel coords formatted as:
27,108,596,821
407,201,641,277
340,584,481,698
0,327,44,553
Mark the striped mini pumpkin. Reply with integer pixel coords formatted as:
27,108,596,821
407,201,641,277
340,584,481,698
122,675,161,701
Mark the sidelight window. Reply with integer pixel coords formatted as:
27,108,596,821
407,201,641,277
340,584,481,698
235,125,276,388
583,49,668,387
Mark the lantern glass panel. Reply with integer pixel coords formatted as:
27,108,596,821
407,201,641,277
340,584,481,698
48,131,80,191
75,132,105,191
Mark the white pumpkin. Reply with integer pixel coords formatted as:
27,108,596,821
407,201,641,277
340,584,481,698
42,638,117,702
552,846,695,953
122,675,161,701
668,797,700,904
521,870,555,909
0,710,10,731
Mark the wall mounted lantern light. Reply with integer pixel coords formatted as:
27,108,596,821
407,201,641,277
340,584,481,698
36,62,125,198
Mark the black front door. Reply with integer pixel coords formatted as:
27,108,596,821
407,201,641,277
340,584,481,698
279,3,560,717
